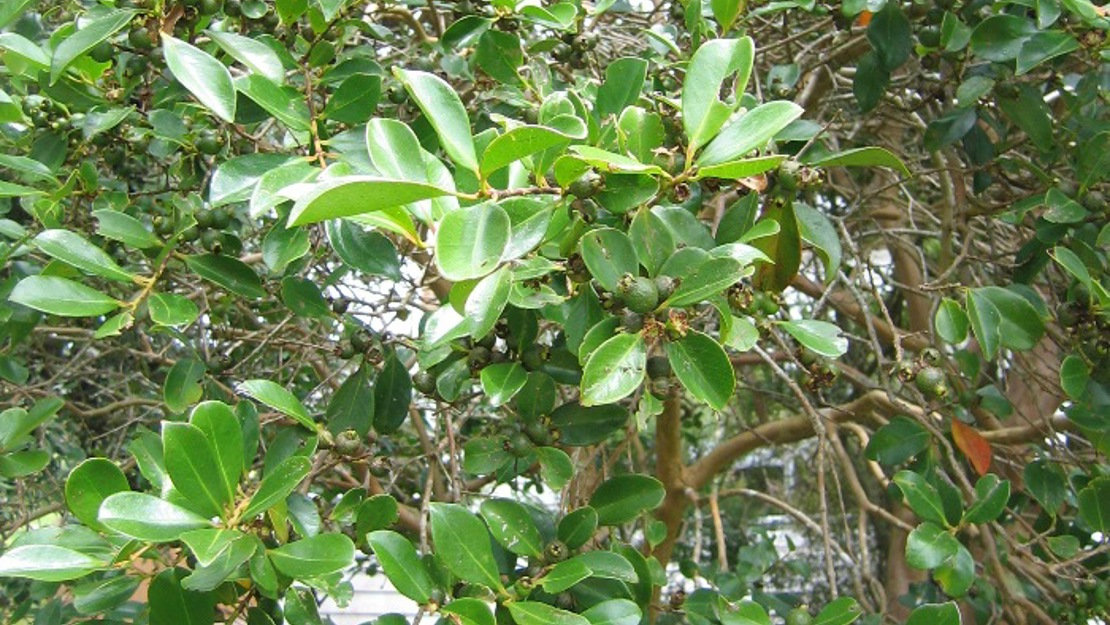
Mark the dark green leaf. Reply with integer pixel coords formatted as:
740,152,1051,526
474,30,523,85
65,458,129,531
288,176,453,227
813,597,862,625
905,522,960,570
162,34,237,123
326,365,374,436
597,57,648,119
242,455,311,520
579,228,640,293
50,10,135,84
893,470,948,526
666,331,735,410
683,38,755,152
237,380,315,430
964,474,1010,524
509,601,589,625
267,534,355,579
33,229,135,282
373,352,412,434
697,102,803,167
549,402,629,446
366,531,434,603
867,2,912,71
480,499,544,558
905,602,960,625
581,333,647,406
99,492,213,542
395,68,478,173
589,474,666,525
185,254,265,300
149,568,216,625
163,421,233,518
429,502,504,590
190,401,244,504
865,416,930,466
10,276,119,317
558,507,599,550
778,320,848,358
325,220,402,280
163,359,206,414
1078,477,1110,533
0,545,106,582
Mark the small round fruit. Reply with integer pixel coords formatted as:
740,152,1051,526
210,207,232,229
568,171,603,199
654,275,677,300
915,366,948,398
128,26,153,50
89,40,114,63
621,310,644,332
785,607,813,625
335,429,362,456
200,228,222,251
617,274,659,315
413,370,437,394
331,299,350,315
195,130,223,155
649,377,672,400
646,356,671,380
351,329,374,353
523,420,552,445
521,345,546,370
544,540,569,563
467,346,492,370
505,431,533,458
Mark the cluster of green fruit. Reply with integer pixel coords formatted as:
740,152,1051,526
727,282,782,318
410,332,549,397
896,349,949,399
1046,580,1110,623
796,348,840,392
156,205,239,252
1057,284,1109,376
551,30,600,67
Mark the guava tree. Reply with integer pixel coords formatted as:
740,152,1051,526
0,0,1107,624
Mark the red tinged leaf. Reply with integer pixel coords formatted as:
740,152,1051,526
952,420,991,476
855,10,873,27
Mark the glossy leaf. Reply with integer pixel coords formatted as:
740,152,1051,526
148,293,199,327
582,599,642,625
65,458,129,531
865,416,930,466
558,507,599,550
0,545,106,582
697,101,804,167
807,147,910,177
237,380,315,430
267,534,354,579
436,202,511,281
777,320,848,358
1060,354,1090,400
33,230,135,282
480,362,528,407
509,601,590,625
1078,477,1110,533
394,68,478,173
666,331,735,410
288,176,454,227
683,38,755,153
581,333,647,406
579,228,639,293
206,30,284,83
428,503,504,590
99,492,213,541
243,455,311,520
366,531,434,603
905,602,960,625
481,122,586,177
905,522,960,570
189,401,244,502
893,470,947,526
163,422,233,518
964,474,1010,524
813,597,863,625
10,276,119,317
162,34,236,123
480,499,544,558
549,402,629,446
49,10,135,84
184,254,265,300
372,351,412,435
589,474,666,525
664,257,744,308
597,57,648,119
934,298,968,344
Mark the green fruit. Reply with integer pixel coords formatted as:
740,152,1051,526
654,275,677,300
785,608,813,625
649,377,671,400
521,345,546,370
413,370,437,394
179,225,200,242
128,26,153,50
200,0,222,14
915,366,948,398
335,430,362,456
210,207,232,229
200,228,222,251
505,431,533,458
646,356,671,379
351,329,374,353
89,40,114,63
544,540,569,563
195,209,215,228
195,130,223,155
468,346,492,370
621,310,644,332
568,171,603,199
331,299,350,315
523,420,552,445
225,0,241,15
617,274,659,314
919,25,941,48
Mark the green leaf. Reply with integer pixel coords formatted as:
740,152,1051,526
148,293,199,327
10,275,119,317
441,598,495,625
325,220,402,280
149,568,216,625
1078,477,1110,533
184,254,265,299
683,37,755,153
569,146,666,176
969,15,1035,62
813,597,863,625
965,287,1001,361
618,107,665,164
394,68,478,174
234,74,310,132
807,147,910,177
94,209,161,249
666,331,735,410
190,402,244,504
181,533,256,592
962,474,1009,526
893,470,948,526
480,362,528,407
697,101,804,167
0,33,49,70
549,402,629,446
694,155,786,181
934,298,968,344
573,551,637,582
777,320,848,358
480,499,544,558
629,209,675,277
933,543,974,598
0,399,62,450
1060,354,1090,400
867,1,912,71
582,599,641,625
32,229,135,282
211,153,297,207
589,474,666,525
751,200,801,293
1047,535,1080,558
365,531,434,603
428,502,504,590
65,458,129,531
581,333,647,406
474,30,523,85
509,602,590,625
536,446,574,490
664,257,744,307
0,449,49,478
281,277,329,318
288,176,453,227
557,507,598,550
579,228,639,293
324,73,382,125
465,266,512,339
865,416,930,466
794,202,842,281
161,34,237,123
436,202,510,281
49,10,135,84
73,575,141,614
163,422,233,518
242,455,311,520
1024,459,1066,516
372,351,412,435
597,57,649,119
99,492,213,541
356,495,400,536
970,287,1045,354
206,30,284,83
0,545,106,582
481,122,585,178
711,0,743,31
542,558,592,593
1050,246,1092,287
237,380,315,430
905,602,960,625
905,522,960,569
163,358,205,413
326,365,374,436
267,534,355,579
